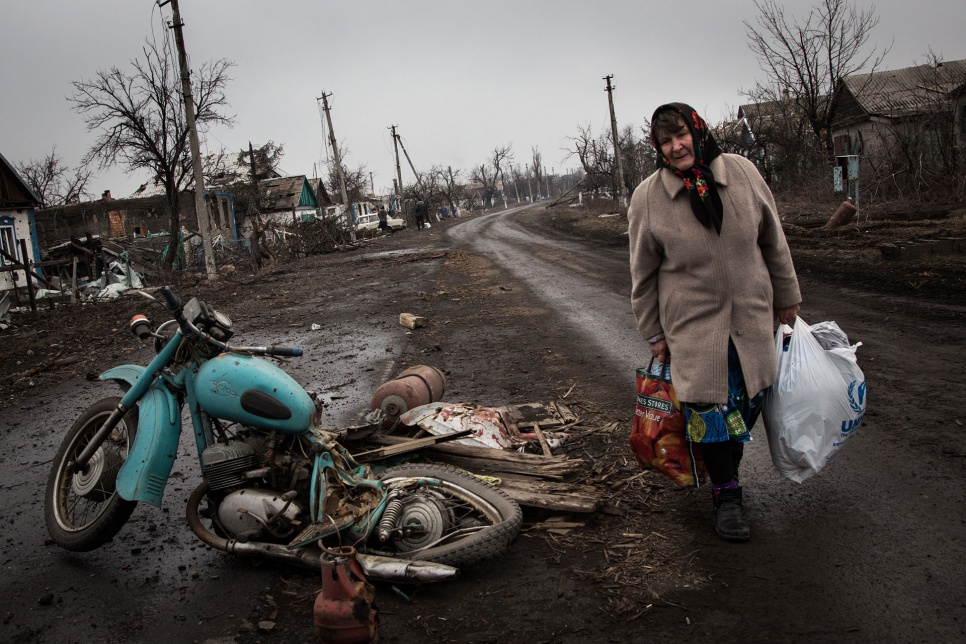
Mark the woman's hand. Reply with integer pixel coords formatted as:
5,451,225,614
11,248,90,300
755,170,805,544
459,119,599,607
650,339,669,362
775,303,801,326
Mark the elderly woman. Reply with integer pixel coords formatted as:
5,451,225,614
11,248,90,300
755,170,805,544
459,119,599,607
628,102,801,541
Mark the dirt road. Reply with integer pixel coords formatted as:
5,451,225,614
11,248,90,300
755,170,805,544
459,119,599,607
1,205,964,642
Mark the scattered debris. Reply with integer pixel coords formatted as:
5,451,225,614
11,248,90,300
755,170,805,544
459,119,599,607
877,237,964,260
398,312,427,329
398,400,576,452
361,398,600,516
825,200,857,228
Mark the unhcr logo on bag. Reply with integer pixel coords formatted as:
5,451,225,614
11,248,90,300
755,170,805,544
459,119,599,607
848,380,866,414
836,379,867,444
637,394,673,415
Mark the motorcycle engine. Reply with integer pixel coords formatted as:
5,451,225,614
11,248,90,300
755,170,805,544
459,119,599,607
201,433,311,542
201,438,264,491
216,488,302,540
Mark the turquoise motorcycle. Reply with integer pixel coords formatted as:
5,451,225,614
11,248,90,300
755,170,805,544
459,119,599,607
44,286,521,580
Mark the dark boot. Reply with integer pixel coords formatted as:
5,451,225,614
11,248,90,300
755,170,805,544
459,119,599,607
713,487,750,542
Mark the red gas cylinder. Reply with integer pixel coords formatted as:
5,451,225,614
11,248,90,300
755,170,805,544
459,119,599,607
314,546,378,644
370,365,446,428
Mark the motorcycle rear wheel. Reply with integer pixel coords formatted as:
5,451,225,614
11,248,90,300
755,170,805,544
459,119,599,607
45,397,139,552
375,463,523,568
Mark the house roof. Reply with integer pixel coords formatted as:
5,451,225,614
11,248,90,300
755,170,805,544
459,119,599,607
259,176,319,212
839,59,966,119
0,151,42,208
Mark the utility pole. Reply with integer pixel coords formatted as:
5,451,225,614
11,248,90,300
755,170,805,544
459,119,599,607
396,136,420,191
604,75,627,206
510,165,521,202
526,165,533,202
167,0,217,280
318,92,353,234
389,125,404,206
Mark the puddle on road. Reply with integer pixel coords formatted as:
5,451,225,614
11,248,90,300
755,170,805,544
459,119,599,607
239,324,403,427
359,248,430,261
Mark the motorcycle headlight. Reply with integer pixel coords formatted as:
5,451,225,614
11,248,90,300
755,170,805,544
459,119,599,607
206,309,234,343
213,310,232,329
154,319,180,354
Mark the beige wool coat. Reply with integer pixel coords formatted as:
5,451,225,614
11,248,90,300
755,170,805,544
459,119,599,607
628,153,801,404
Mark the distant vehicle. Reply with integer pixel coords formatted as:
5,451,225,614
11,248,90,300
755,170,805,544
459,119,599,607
323,203,405,232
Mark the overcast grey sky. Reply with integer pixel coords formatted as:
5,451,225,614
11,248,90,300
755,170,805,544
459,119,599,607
3,0,964,199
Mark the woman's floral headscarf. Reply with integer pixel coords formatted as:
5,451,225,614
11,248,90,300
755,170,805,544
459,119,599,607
652,102,724,235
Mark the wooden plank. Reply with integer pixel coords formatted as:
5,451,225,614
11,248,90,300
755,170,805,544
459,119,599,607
71,256,78,304
351,430,471,463
20,239,36,312
532,421,553,457
496,479,599,513
494,472,600,495
428,453,569,480
370,434,578,469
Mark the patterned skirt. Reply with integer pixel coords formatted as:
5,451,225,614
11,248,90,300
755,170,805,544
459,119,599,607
683,341,764,444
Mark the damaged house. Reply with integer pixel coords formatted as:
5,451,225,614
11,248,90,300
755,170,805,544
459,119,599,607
829,59,966,190
0,151,42,293
35,188,238,279
242,175,322,237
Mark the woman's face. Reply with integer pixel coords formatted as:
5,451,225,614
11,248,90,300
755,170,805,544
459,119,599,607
658,125,695,171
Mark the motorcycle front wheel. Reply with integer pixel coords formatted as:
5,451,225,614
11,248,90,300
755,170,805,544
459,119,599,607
45,397,139,552
374,463,523,568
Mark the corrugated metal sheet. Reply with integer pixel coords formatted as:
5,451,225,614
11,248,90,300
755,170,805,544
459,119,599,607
843,59,966,118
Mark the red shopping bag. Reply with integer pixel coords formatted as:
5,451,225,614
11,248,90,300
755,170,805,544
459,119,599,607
629,361,706,486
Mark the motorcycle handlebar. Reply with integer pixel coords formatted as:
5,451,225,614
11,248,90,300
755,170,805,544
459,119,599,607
265,346,304,357
160,286,181,311
160,286,304,358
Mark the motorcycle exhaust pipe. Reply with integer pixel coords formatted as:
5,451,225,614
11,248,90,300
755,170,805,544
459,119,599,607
186,482,459,583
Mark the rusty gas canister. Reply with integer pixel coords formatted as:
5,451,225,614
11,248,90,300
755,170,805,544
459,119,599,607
314,546,378,644
370,365,446,428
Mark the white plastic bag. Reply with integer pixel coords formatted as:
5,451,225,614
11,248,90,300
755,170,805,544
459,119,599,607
763,317,866,482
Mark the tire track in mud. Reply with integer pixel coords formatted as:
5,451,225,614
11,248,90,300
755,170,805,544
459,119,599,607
447,206,643,388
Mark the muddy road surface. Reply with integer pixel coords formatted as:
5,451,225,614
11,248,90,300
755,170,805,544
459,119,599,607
1,205,964,643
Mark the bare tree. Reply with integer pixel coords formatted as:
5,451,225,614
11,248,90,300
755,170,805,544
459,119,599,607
16,147,91,208
490,144,513,200
744,0,888,155
327,164,369,204
618,123,654,193
566,124,614,194
439,166,466,214
531,147,544,198
70,40,233,267
238,141,284,183
471,163,498,208
324,143,368,204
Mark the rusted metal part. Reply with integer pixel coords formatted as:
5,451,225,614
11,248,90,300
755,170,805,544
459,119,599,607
314,546,378,644
370,364,447,428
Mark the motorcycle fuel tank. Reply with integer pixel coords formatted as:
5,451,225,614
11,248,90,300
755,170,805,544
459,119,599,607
193,353,315,434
